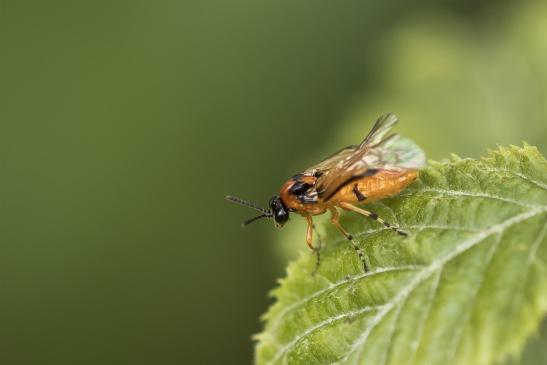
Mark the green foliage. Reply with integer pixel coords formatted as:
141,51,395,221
255,145,547,365
339,1,547,161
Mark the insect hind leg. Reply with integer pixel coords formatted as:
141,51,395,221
339,202,408,236
329,208,369,272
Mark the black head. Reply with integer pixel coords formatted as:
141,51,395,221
269,196,289,227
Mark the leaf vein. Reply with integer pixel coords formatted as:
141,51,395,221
270,305,380,365
408,270,442,365
481,167,547,191
401,188,538,209
527,220,547,265
377,296,407,365
506,220,547,344
267,265,422,335
332,207,545,364
330,225,480,246
446,231,504,361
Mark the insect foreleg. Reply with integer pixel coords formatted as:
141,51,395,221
311,224,323,276
339,202,408,236
312,224,322,252
329,208,369,272
305,216,321,275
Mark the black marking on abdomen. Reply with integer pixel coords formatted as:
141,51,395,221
321,169,380,201
353,184,366,201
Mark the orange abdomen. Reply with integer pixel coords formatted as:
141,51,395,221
329,170,418,205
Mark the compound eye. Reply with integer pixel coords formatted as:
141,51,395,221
275,209,288,224
269,197,289,226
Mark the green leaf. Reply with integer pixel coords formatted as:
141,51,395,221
255,144,547,365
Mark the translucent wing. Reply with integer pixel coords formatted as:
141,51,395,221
305,113,398,176
360,112,399,148
315,113,426,200
304,145,357,176
365,135,426,170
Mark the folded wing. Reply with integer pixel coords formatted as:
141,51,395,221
312,113,425,201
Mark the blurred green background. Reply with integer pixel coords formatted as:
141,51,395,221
1,1,546,364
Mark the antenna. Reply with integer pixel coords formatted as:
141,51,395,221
226,195,273,227
241,214,270,227
225,195,270,215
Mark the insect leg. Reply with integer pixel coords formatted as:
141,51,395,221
312,224,323,251
305,215,321,275
311,223,323,275
329,208,369,272
339,201,408,236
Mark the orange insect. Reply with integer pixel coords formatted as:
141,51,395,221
227,113,425,272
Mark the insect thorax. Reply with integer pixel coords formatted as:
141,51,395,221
279,174,324,214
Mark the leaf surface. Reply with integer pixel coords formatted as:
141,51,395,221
255,145,547,365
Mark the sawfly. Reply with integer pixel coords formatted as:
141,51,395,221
227,113,426,272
